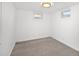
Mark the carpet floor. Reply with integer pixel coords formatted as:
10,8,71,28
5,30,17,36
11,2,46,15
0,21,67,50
11,37,79,56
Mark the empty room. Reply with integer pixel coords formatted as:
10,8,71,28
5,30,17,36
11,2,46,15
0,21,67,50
0,1,79,56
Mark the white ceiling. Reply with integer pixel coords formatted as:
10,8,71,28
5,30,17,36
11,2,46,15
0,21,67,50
13,2,79,13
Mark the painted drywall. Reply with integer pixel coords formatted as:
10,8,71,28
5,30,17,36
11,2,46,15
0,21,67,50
0,2,16,56
0,2,1,40
16,9,51,42
0,2,2,55
51,5,79,51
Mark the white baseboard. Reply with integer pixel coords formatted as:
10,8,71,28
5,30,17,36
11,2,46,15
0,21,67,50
16,35,51,42
9,42,16,56
51,36,79,52
16,35,79,52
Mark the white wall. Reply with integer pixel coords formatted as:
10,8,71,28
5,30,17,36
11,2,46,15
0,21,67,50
0,2,16,56
51,5,79,51
0,2,2,55
15,5,79,52
0,2,79,56
16,9,51,42
0,2,1,40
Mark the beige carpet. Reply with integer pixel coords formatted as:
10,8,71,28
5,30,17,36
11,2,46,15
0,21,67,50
11,37,79,56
